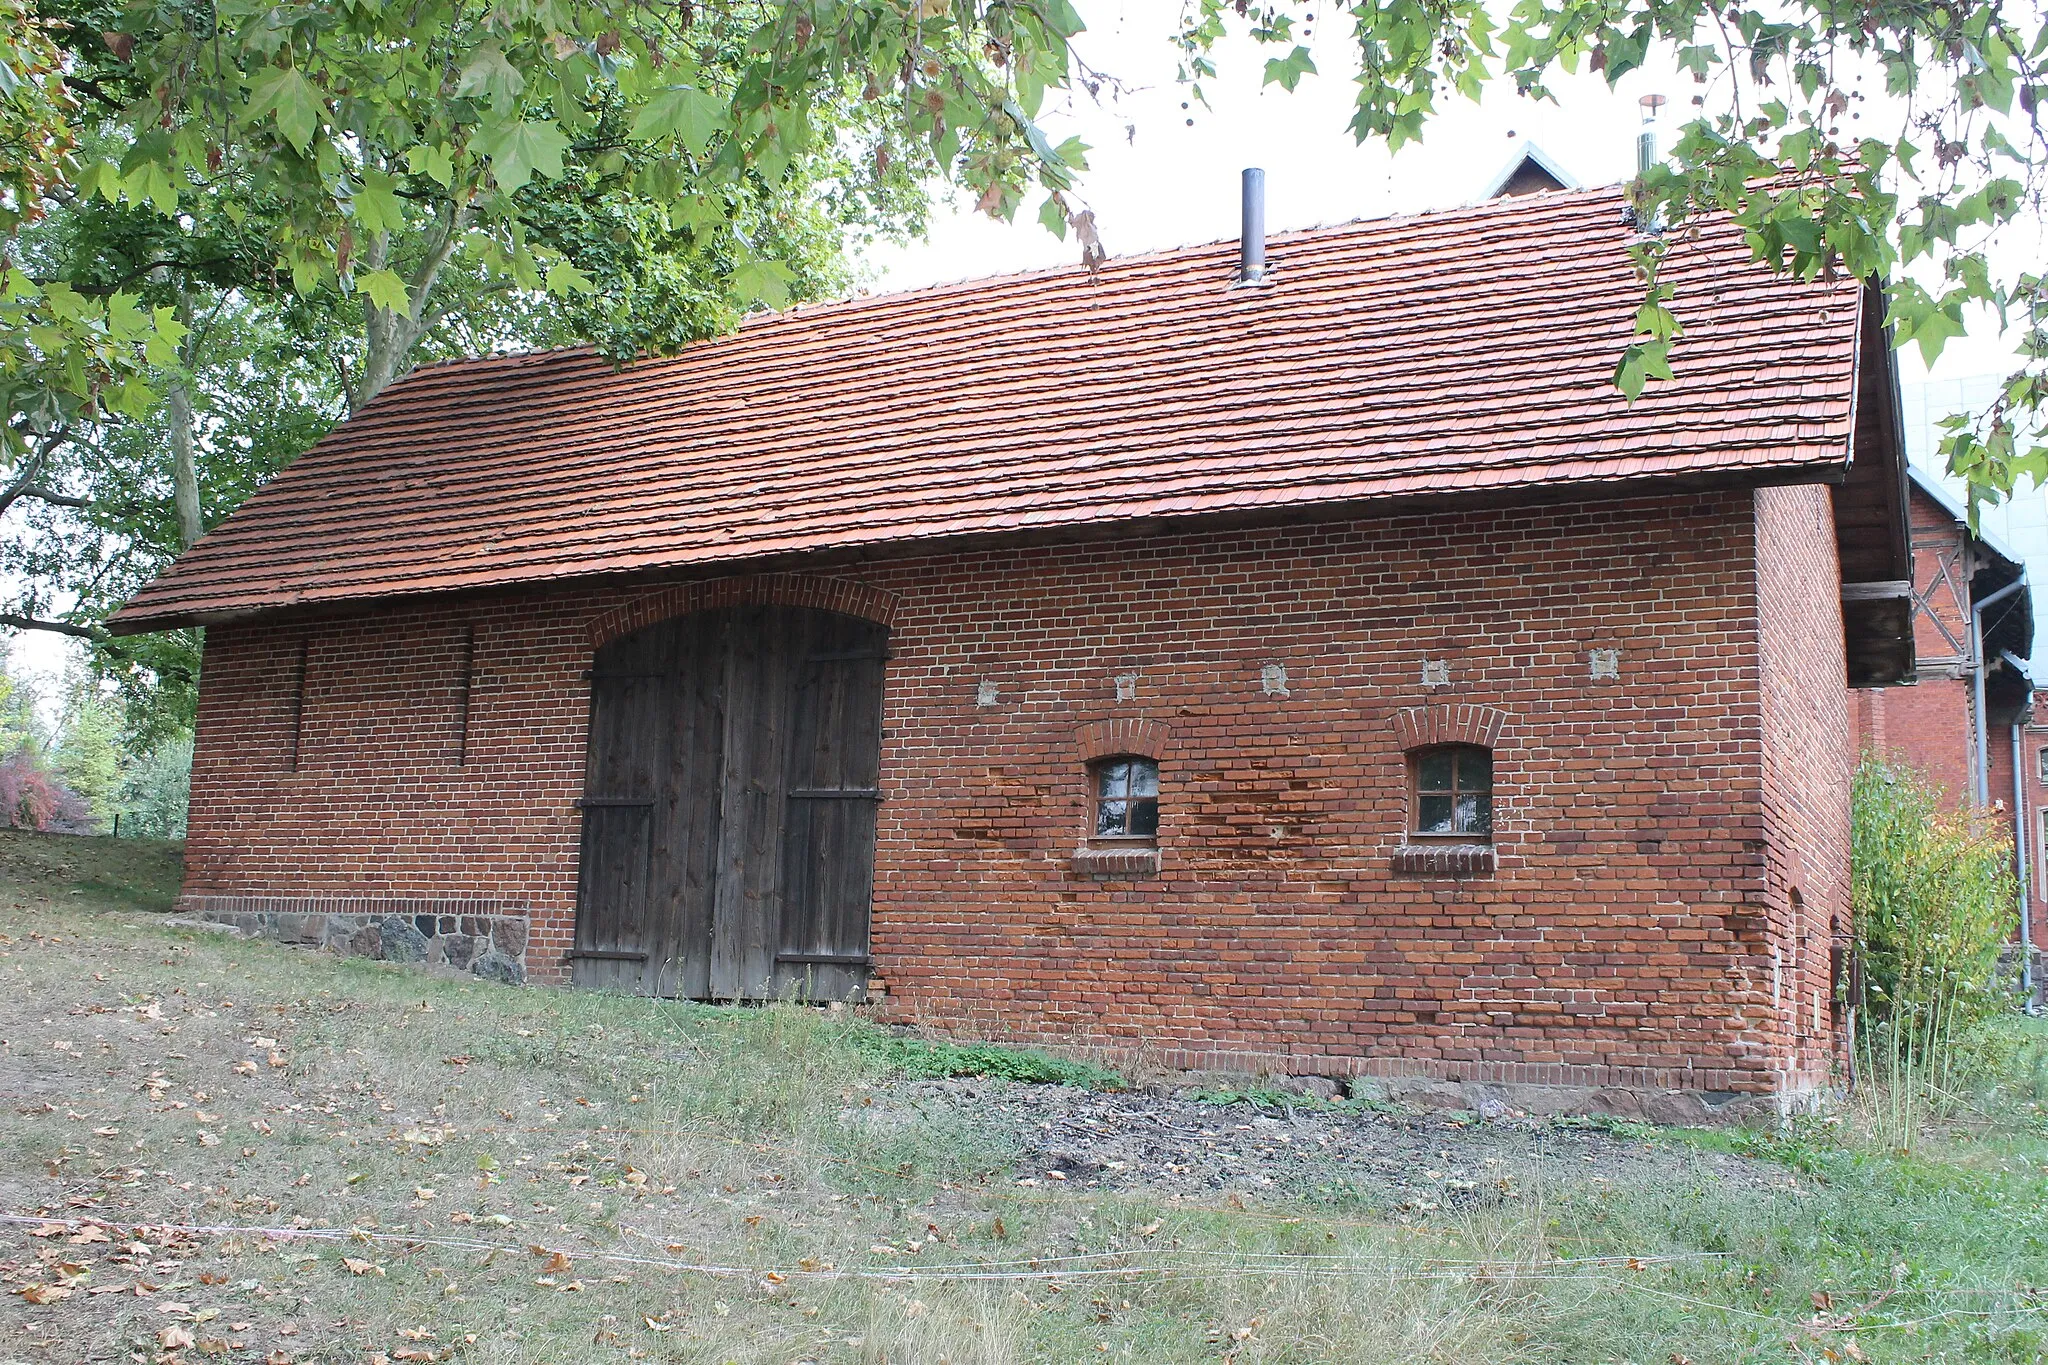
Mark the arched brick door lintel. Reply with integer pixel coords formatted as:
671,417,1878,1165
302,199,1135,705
586,573,901,648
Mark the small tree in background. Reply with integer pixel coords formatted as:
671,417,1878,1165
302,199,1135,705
113,733,190,840
1850,757,2017,1145
53,675,120,825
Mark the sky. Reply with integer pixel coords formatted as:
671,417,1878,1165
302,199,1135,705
11,5,2047,703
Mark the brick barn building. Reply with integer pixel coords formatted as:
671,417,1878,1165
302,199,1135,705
115,188,1920,1116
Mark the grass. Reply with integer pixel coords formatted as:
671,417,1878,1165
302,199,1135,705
3,832,2048,1361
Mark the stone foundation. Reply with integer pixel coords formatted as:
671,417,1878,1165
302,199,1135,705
178,895,529,985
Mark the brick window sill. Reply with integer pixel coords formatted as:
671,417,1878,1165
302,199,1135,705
1390,843,1495,877
1070,845,1161,878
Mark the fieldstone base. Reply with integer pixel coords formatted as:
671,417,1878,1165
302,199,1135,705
177,895,529,985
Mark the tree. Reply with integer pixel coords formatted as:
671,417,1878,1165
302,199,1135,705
8,0,1095,729
43,0,1087,414
1,0,181,462
53,669,119,821
1182,2,2048,516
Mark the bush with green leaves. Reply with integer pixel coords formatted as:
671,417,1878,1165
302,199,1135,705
113,731,190,839
1851,757,2017,1055
847,1024,1123,1090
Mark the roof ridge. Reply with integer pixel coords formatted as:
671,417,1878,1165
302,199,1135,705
383,186,1630,389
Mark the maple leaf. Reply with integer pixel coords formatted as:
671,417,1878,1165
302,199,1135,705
17,1283,71,1304
158,1324,196,1348
341,1257,384,1277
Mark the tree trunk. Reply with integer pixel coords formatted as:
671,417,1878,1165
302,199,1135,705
346,203,470,413
165,286,202,549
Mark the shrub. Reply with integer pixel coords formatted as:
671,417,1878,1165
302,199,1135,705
1850,757,2016,1056
114,733,191,838
0,747,91,831
847,1025,1124,1089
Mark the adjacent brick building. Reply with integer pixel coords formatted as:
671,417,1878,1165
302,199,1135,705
115,189,1917,1115
1851,470,2036,971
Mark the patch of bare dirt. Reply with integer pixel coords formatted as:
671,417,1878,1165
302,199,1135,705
870,1078,1786,1212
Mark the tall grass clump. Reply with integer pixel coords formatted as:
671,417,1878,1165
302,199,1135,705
1850,757,2017,1146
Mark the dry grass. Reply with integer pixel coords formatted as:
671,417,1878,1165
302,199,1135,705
5,833,2048,1363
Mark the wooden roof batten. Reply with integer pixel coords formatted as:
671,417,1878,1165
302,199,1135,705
110,188,1909,644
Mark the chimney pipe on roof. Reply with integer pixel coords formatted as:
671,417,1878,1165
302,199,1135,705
1240,167,1267,285
1637,93,1667,177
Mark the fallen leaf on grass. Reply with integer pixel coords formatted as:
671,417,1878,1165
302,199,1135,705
265,1354,293,1365
67,1225,110,1244
538,1250,571,1274
17,1283,71,1304
232,1061,258,1077
158,1325,196,1349
26,1221,66,1238
341,1257,384,1277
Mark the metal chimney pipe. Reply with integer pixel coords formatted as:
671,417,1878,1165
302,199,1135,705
1637,93,1667,177
1240,167,1266,284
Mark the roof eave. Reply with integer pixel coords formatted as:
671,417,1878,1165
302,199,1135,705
106,455,1859,636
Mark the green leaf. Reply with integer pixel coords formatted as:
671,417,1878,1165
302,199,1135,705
1262,45,1318,93
543,260,595,295
246,66,323,153
352,169,405,236
473,119,572,192
631,86,730,155
729,259,794,309
457,44,526,110
405,142,456,187
1037,194,1068,239
358,268,414,316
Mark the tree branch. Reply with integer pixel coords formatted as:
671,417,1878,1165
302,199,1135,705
0,429,70,517
11,486,91,510
0,614,104,640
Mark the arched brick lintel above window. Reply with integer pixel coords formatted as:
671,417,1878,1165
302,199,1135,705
1075,718,1173,765
587,573,901,648
1390,703,1509,753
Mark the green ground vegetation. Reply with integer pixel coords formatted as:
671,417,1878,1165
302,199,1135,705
3,832,2048,1362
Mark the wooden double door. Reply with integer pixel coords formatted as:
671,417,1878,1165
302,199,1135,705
570,605,886,1001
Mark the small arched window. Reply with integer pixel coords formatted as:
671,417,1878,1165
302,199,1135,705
1092,756,1160,840
1409,745,1492,841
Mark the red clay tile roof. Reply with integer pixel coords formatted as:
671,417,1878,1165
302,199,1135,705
112,187,1867,632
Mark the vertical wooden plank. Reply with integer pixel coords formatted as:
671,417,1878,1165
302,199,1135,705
709,604,807,999
775,612,887,1002
572,621,674,994
660,609,726,999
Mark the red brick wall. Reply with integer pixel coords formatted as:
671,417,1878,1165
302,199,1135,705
1853,483,1978,804
1854,678,1976,801
186,488,1835,1096
1752,485,1850,1086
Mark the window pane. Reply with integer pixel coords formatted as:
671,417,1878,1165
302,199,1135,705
1459,748,1492,792
1130,798,1159,837
1098,761,1129,797
1456,793,1494,835
1096,799,1128,837
1130,760,1159,797
1418,793,1454,834
1417,750,1454,791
